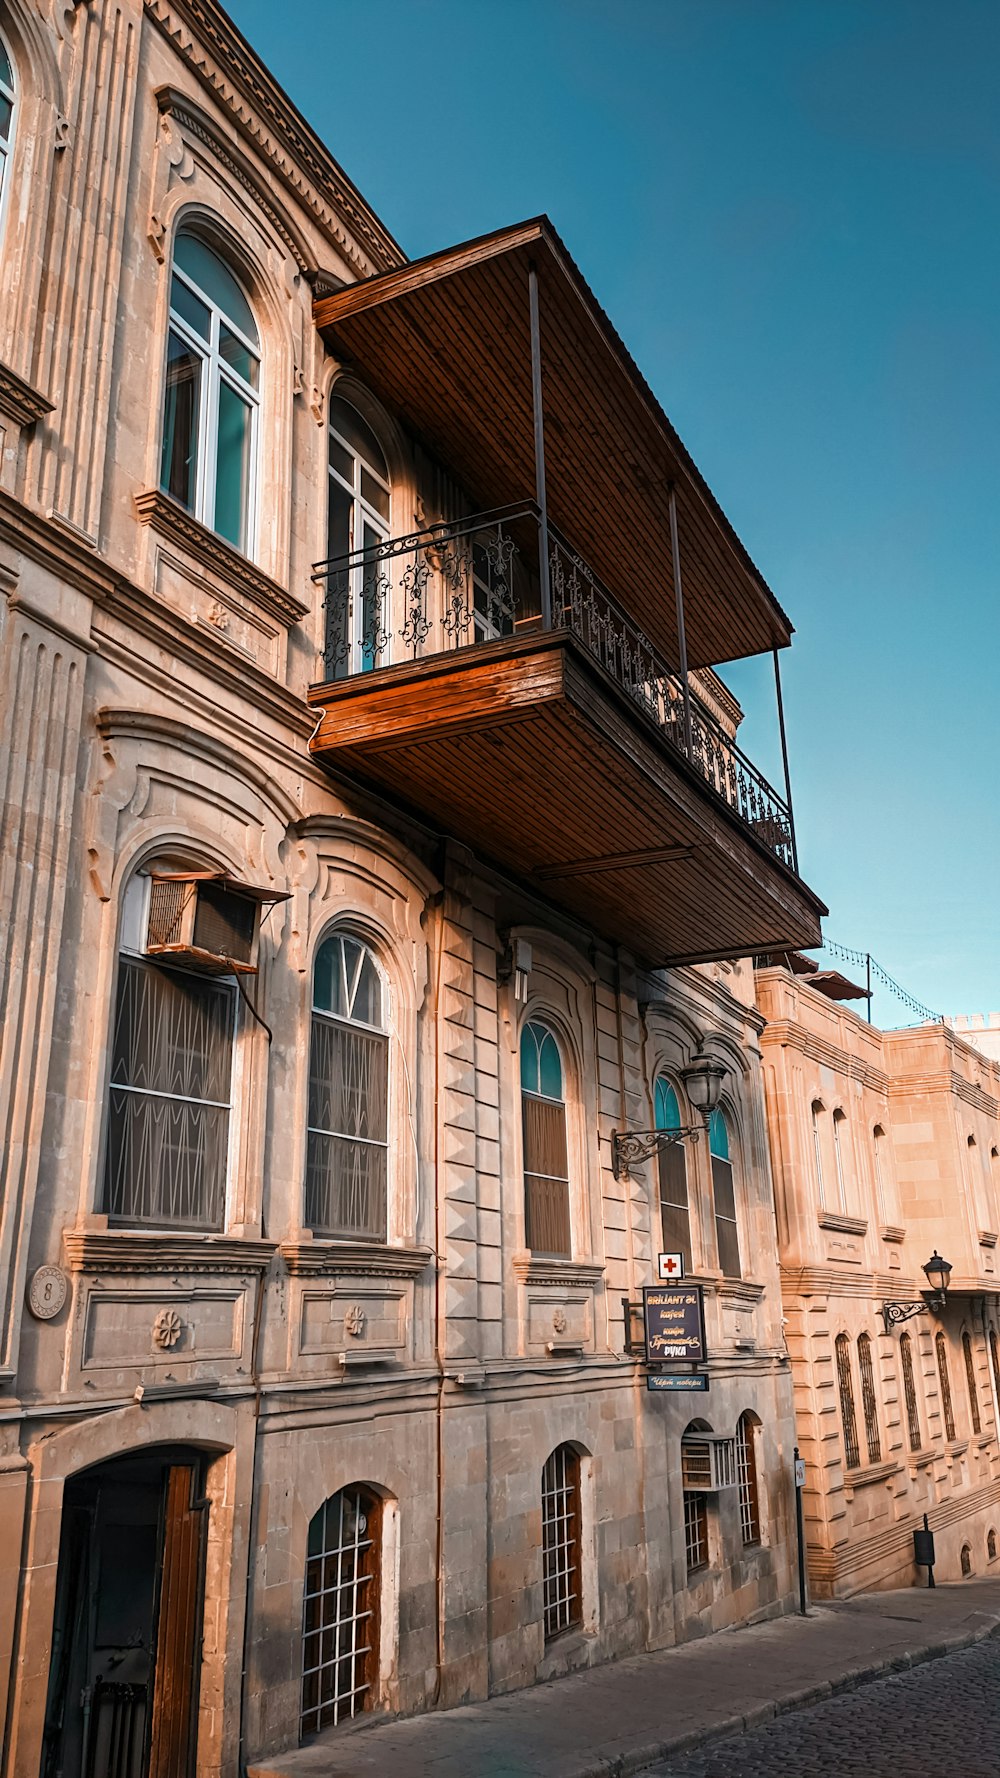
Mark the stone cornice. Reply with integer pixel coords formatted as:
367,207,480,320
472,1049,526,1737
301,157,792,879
716,1279,766,1305
280,1240,433,1279
887,1069,998,1117
63,1228,277,1273
0,488,118,604
134,489,309,624
97,708,303,828
143,1,404,277
512,1254,605,1289
758,1019,890,1094
0,359,54,427
818,1210,868,1236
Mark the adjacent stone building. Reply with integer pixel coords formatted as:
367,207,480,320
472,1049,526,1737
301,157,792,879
757,958,1000,1599
0,4,825,1774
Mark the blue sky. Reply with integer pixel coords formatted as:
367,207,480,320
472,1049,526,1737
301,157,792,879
236,0,999,1025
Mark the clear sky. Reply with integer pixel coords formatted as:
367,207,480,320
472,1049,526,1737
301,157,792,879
235,0,999,1026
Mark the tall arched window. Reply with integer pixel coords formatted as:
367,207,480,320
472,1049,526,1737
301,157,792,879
857,1332,881,1464
708,1109,740,1279
990,1326,1000,1407
899,1332,921,1453
160,229,260,553
736,1412,761,1546
326,396,392,678
521,1020,571,1257
541,1445,582,1640
810,1101,825,1208
872,1124,888,1223
654,1077,690,1260
936,1331,956,1442
0,35,15,221
835,1333,860,1470
963,1330,982,1436
301,1485,381,1735
306,934,388,1240
832,1109,849,1212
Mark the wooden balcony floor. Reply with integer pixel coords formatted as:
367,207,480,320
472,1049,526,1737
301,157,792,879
308,633,825,966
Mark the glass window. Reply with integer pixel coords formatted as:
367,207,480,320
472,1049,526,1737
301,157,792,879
0,35,14,221
835,1333,860,1470
306,934,388,1240
654,1077,690,1262
736,1413,761,1546
325,396,392,678
857,1332,881,1464
832,1109,848,1212
160,228,260,554
541,1446,582,1640
708,1108,740,1279
301,1486,380,1736
936,1331,956,1442
521,1020,571,1257
963,1331,982,1436
683,1492,709,1574
900,1332,921,1453
811,1101,825,1208
872,1125,888,1223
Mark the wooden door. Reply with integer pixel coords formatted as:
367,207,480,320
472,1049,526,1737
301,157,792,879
147,1465,207,1778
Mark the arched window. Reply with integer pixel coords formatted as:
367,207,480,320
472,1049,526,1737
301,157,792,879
935,1331,956,1442
301,1485,381,1735
990,1326,1000,1406
0,35,14,220
708,1109,740,1279
899,1332,921,1453
961,1543,972,1577
810,1101,825,1207
962,1330,982,1436
835,1334,860,1470
160,228,260,553
988,1529,997,1563
872,1124,888,1223
521,1020,570,1257
326,396,392,678
654,1077,690,1261
857,1332,881,1464
102,861,236,1230
736,1412,761,1546
306,934,388,1239
541,1445,582,1640
832,1108,849,1212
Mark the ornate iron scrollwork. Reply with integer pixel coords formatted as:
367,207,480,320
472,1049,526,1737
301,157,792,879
611,1123,704,1181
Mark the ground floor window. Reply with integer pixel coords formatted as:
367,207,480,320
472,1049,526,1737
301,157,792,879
736,1413,761,1545
301,1486,381,1736
541,1445,582,1640
684,1491,709,1573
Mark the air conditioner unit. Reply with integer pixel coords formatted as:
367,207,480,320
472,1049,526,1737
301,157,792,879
145,872,289,976
681,1435,738,1492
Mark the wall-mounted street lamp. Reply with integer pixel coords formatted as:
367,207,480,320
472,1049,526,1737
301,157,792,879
881,1252,953,1334
611,1060,727,1181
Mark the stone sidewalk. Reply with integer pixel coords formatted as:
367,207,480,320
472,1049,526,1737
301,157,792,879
250,1580,1000,1778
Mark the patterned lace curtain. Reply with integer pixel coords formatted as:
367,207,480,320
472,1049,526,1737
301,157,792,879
306,1017,388,1237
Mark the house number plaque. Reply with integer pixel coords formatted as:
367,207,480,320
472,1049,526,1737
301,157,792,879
27,1265,69,1321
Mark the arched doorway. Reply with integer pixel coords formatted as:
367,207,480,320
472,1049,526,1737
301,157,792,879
42,1446,210,1778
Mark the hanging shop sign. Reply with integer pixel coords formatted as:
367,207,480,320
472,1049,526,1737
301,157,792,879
647,1372,709,1393
642,1283,706,1365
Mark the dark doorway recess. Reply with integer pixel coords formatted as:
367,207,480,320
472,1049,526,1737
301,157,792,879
42,1445,210,1778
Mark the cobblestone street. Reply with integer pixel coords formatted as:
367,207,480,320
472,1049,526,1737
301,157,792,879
651,1637,1000,1778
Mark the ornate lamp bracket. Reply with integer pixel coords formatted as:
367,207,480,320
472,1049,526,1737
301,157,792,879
880,1299,927,1334
611,1123,704,1182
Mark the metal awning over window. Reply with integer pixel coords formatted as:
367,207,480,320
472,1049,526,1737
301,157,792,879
313,217,793,673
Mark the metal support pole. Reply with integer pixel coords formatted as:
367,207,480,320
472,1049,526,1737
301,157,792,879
667,485,693,759
794,1446,808,1615
772,647,799,875
866,952,872,1024
528,263,552,630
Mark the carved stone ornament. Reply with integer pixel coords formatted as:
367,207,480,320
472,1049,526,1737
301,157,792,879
27,1265,69,1321
344,1304,367,1338
552,1307,568,1334
152,1308,184,1350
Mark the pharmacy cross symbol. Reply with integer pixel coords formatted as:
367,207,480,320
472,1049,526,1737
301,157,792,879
657,1252,686,1281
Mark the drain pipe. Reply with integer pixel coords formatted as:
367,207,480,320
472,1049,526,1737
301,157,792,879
237,1264,267,1776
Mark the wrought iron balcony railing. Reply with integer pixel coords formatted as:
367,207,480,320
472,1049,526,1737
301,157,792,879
313,504,796,872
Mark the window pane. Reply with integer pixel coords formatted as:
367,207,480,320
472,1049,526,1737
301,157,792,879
214,379,252,550
160,329,201,511
713,1155,741,1277
174,232,258,345
170,274,211,342
308,1019,388,1143
329,397,389,481
0,42,12,90
708,1109,730,1160
712,1153,737,1223
523,1095,570,1255
360,466,391,521
655,1079,681,1131
0,93,11,141
538,1031,563,1100
305,1130,387,1238
329,435,354,485
659,1144,690,1257
219,322,259,389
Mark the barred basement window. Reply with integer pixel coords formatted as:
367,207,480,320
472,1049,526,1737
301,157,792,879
857,1332,882,1464
306,934,388,1239
541,1445,582,1640
936,1332,956,1442
899,1332,921,1453
963,1331,982,1436
736,1413,761,1545
835,1334,860,1470
522,1022,571,1258
654,1077,690,1261
301,1486,381,1736
684,1492,709,1573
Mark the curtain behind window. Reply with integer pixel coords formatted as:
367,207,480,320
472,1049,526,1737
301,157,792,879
306,1017,388,1237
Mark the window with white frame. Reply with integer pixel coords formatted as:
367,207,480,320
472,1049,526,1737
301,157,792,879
541,1445,582,1640
654,1077,691,1262
521,1019,571,1257
0,35,14,222
325,396,392,678
102,866,236,1229
301,1485,381,1735
306,933,389,1240
708,1108,740,1278
160,229,260,554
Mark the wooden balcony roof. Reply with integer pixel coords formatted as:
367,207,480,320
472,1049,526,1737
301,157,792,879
313,217,793,673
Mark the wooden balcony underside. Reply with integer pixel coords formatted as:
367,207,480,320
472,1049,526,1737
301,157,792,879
308,634,825,966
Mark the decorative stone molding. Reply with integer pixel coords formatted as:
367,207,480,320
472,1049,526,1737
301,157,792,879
716,1279,765,1305
512,1254,605,1289
63,1228,276,1274
843,1458,903,1496
0,361,54,428
880,1225,906,1244
152,1307,184,1349
979,1230,998,1248
135,489,308,624
818,1210,868,1236
96,708,303,829
280,1240,433,1279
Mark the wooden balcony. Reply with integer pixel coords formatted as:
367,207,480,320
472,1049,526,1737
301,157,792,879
307,512,824,966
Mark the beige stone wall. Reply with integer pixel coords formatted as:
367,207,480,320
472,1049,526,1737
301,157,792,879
0,3,799,1769
758,965,1000,1599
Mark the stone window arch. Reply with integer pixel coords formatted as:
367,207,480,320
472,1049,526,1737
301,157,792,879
301,1483,383,1735
305,930,389,1241
541,1444,583,1640
521,1018,571,1257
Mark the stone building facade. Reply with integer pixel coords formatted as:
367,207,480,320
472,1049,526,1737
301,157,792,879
0,4,825,1774
757,961,1000,1599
